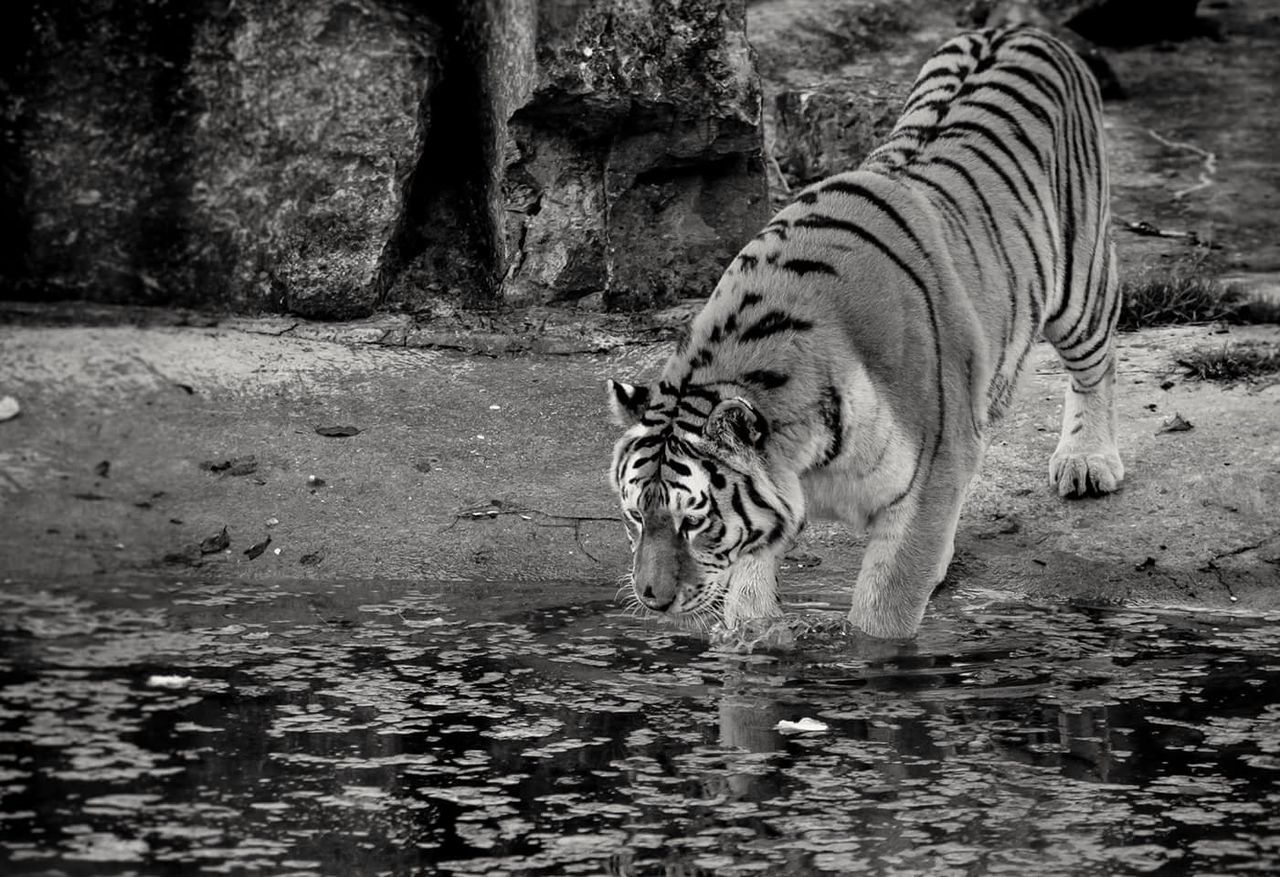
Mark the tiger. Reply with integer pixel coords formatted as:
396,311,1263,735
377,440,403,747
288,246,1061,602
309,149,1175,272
605,25,1124,639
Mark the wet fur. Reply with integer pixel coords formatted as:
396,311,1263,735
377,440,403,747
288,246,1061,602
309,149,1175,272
607,26,1123,638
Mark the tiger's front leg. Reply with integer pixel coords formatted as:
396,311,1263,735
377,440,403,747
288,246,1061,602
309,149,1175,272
720,550,784,627
847,464,973,639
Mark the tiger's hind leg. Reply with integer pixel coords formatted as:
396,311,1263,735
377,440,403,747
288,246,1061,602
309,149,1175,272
1044,242,1125,497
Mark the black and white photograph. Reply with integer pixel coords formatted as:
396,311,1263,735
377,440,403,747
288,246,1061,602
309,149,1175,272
1,0,1277,873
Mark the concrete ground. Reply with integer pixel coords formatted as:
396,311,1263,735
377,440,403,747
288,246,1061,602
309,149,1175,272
1,318,1277,622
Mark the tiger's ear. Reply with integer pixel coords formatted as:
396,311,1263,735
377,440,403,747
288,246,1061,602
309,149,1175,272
705,397,766,450
606,379,649,427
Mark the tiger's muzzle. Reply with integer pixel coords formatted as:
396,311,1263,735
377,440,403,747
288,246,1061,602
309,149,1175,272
632,516,699,613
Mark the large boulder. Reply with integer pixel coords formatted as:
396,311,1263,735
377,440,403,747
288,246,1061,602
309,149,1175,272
3,1,207,306
962,0,1209,54
1063,0,1207,46
1,0,440,317
490,0,770,311
186,1,441,318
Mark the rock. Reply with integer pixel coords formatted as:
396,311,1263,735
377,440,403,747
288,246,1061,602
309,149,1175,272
967,0,1208,49
748,0,916,86
383,0,770,312
185,1,441,318
773,78,911,188
5,1,207,305
500,0,769,311
1063,0,1208,47
2,0,440,317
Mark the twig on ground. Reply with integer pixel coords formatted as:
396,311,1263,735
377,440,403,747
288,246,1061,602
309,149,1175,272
1147,129,1217,200
445,500,621,563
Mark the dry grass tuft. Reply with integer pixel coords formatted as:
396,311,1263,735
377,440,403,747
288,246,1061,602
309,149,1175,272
1117,269,1252,330
1177,340,1280,384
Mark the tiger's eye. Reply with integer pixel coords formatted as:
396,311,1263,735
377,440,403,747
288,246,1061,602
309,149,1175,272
679,515,705,536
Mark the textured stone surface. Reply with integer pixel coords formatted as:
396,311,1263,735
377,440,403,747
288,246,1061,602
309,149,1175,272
773,78,910,187
1,0,439,317
493,0,769,310
3,1,205,305
748,0,916,85
2,0,767,316
186,1,439,318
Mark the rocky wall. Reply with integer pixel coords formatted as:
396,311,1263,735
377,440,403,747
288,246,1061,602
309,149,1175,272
2,0,770,317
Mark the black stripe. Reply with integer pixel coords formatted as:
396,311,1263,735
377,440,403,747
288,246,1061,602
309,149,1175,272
792,211,946,482
1000,64,1066,114
911,64,963,94
704,460,726,489
677,396,712,417
679,384,721,403
926,157,1019,286
739,292,762,310
966,79,1053,130
949,103,1045,177
780,258,836,277
664,457,691,477
817,386,843,467
729,485,759,544
738,310,814,343
820,179,932,260
740,369,790,390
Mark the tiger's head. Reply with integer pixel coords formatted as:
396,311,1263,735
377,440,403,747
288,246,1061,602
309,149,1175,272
605,378,803,627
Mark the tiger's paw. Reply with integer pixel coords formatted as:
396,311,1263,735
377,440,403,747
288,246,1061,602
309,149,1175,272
1049,447,1124,497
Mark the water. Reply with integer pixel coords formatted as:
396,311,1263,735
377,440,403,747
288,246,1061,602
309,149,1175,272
1,580,1278,875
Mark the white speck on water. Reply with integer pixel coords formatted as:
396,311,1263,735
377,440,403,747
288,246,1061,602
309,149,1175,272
776,718,830,733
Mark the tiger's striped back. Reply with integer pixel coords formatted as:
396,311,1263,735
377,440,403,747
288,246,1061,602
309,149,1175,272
864,24,1119,418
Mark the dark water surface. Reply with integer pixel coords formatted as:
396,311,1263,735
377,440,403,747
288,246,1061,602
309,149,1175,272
1,579,1278,875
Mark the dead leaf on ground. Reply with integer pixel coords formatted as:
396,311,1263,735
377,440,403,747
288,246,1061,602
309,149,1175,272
200,455,258,476
199,525,230,554
315,425,360,437
93,460,110,478
244,536,272,560
299,549,325,566
1156,412,1194,434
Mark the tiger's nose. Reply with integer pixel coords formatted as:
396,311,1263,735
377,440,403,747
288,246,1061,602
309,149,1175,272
638,585,675,613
